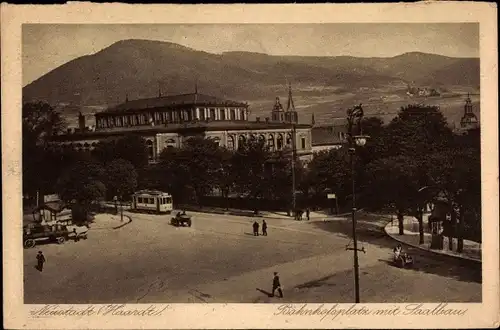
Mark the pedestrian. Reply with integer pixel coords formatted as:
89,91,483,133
306,208,310,221
253,221,259,236
262,220,267,236
36,251,46,272
271,272,283,298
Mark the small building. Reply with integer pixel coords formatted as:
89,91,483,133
311,118,349,153
32,200,72,224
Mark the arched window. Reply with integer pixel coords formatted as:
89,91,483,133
258,134,265,142
212,137,221,146
286,133,292,146
267,134,275,151
227,136,235,150
277,134,284,150
146,140,154,160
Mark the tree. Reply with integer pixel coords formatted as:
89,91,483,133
365,156,422,235
364,104,454,239
373,104,453,159
104,159,138,201
22,101,67,199
214,147,237,210
231,138,272,208
158,137,224,205
425,146,481,251
56,160,106,221
92,135,149,169
307,148,350,207
23,101,66,147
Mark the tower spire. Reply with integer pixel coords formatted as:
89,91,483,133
195,80,198,94
286,81,296,112
158,81,162,97
125,93,129,103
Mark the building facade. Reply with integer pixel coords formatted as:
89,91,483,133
50,87,314,162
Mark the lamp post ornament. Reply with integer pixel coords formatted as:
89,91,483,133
345,103,369,304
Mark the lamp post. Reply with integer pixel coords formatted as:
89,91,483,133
345,104,369,303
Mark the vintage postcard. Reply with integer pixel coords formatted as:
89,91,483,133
2,2,498,329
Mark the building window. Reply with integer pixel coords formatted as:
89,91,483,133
220,109,226,121
267,134,275,151
165,138,176,149
240,109,245,120
199,108,205,121
210,108,216,120
227,136,235,150
146,140,154,160
230,109,236,120
213,137,221,146
301,137,306,149
277,134,284,150
286,133,292,146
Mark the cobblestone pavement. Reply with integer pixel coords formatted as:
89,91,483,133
23,211,481,303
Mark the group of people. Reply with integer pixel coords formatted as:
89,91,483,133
294,208,310,221
393,244,414,266
252,220,267,236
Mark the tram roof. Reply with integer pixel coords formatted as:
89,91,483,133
133,190,171,196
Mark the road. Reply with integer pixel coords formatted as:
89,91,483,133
23,211,481,303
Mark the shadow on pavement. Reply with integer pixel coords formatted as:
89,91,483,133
314,214,482,284
256,288,273,297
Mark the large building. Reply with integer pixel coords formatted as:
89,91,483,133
50,85,315,162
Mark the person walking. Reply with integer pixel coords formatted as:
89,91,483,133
262,220,268,236
306,208,310,221
36,251,46,272
271,272,283,298
252,221,260,236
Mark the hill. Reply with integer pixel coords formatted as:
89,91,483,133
23,39,480,125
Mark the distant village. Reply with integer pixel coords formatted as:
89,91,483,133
406,84,441,97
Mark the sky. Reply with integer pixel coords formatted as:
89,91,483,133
22,23,479,86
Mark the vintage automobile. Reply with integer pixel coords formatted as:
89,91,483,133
171,212,192,227
23,223,70,248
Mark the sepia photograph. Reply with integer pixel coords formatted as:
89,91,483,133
2,2,498,329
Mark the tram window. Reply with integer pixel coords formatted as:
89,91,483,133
149,198,154,204
138,197,143,203
167,197,172,204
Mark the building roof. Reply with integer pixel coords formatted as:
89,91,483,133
34,201,68,213
133,189,171,196
101,93,248,114
311,124,349,146
50,121,312,141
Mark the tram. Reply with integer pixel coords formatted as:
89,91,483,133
131,190,173,214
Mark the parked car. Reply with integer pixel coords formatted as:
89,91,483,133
23,223,70,248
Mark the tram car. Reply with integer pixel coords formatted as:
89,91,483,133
131,190,173,214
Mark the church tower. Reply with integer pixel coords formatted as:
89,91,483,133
460,93,479,130
271,96,285,122
285,82,298,124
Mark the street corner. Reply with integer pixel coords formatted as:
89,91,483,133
90,213,132,230
383,218,482,264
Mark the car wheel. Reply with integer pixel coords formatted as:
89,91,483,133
24,239,35,249
57,236,66,244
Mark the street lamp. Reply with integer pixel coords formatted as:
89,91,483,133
345,104,369,303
